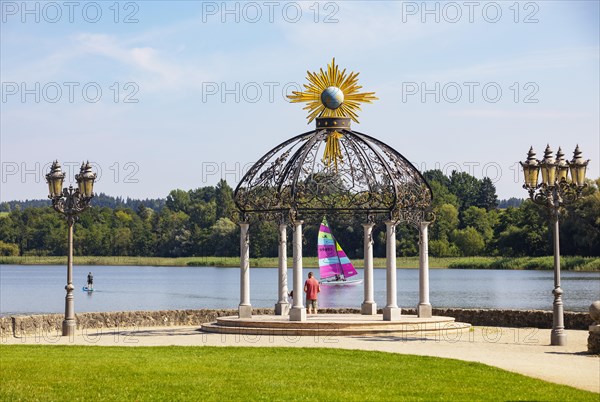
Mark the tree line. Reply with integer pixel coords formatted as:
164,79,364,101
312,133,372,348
0,194,165,212
0,173,598,258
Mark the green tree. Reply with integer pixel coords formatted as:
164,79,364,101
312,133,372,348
76,208,113,256
0,212,20,246
2,178,598,259
431,203,459,241
166,189,191,214
423,169,451,188
449,171,481,211
112,227,132,255
0,240,19,256
191,226,214,256
462,206,496,243
451,227,485,256
136,204,153,221
396,224,419,256
560,178,600,256
249,219,278,258
190,186,216,204
130,215,155,256
215,180,235,220
189,200,217,228
429,180,459,209
20,208,66,255
155,209,191,257
211,217,238,256
477,177,499,211
493,201,549,256
429,238,460,257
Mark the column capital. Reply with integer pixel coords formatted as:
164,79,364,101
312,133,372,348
293,220,304,226
419,221,431,229
385,220,397,235
362,222,375,229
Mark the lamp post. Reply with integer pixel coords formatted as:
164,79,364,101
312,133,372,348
520,145,589,346
46,161,96,336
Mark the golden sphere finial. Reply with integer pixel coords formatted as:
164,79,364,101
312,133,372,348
288,58,378,124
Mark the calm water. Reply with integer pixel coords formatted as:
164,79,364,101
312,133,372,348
0,265,598,315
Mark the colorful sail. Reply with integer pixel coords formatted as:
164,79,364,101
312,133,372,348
318,218,342,279
336,241,358,278
317,218,357,280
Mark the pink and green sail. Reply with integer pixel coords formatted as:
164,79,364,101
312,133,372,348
317,218,357,280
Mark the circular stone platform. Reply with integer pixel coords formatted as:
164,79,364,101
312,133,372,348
202,314,471,336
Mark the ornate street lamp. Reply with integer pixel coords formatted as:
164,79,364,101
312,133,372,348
520,145,589,346
46,161,96,336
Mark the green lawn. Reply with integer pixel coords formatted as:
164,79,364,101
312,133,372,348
0,346,596,401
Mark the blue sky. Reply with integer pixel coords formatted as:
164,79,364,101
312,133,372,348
1,0,599,201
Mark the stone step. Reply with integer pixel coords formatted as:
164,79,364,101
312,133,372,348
215,314,461,328
202,314,471,336
201,322,471,336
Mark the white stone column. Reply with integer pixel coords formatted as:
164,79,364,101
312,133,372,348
238,222,252,318
289,220,306,321
275,223,290,315
361,222,377,315
417,221,432,318
383,220,401,321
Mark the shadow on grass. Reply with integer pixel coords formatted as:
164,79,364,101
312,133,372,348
350,334,430,342
86,327,202,338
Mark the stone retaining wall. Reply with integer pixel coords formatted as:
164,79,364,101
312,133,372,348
0,308,592,337
429,308,593,330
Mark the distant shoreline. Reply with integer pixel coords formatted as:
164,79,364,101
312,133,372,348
1,256,598,271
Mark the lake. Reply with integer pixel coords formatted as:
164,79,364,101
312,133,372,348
0,265,598,316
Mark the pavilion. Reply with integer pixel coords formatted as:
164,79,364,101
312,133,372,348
232,59,435,323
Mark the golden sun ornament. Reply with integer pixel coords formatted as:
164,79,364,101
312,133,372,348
288,58,378,124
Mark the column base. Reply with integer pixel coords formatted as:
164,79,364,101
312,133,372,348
289,307,306,322
238,304,252,319
417,303,432,318
361,302,377,315
62,319,76,337
275,302,290,316
383,306,401,321
551,329,567,346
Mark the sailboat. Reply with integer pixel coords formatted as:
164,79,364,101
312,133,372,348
318,218,363,286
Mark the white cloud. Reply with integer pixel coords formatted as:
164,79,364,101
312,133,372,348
3,31,213,93
74,33,210,92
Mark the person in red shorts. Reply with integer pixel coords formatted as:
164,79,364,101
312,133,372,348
304,271,321,314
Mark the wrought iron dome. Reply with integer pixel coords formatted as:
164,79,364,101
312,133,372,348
234,60,433,223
